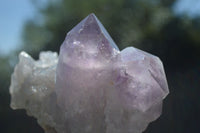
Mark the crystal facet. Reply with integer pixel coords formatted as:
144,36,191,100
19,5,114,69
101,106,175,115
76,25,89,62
10,13,169,133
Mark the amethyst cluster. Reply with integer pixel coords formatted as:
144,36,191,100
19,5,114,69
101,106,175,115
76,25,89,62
10,14,169,133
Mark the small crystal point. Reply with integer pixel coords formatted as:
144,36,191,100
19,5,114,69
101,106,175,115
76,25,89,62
118,47,169,112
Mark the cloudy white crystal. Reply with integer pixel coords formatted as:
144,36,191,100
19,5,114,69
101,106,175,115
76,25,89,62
10,13,169,133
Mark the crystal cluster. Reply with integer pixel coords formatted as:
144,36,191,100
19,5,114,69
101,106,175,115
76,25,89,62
10,13,169,133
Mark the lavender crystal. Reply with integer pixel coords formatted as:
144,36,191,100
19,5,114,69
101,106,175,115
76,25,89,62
10,13,169,133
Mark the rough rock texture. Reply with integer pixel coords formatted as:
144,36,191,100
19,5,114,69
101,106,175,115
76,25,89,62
10,13,169,133
9,51,65,133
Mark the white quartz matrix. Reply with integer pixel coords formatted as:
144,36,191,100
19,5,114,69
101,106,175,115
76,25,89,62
10,13,169,133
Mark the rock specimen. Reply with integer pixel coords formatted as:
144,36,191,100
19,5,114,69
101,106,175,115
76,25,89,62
10,13,169,133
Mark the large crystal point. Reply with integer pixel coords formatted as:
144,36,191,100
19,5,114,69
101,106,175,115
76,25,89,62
56,13,120,133
10,13,169,133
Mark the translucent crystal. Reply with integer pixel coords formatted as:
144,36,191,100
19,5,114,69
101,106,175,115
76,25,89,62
10,13,169,133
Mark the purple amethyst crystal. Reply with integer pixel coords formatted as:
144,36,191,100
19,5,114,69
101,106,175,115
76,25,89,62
10,13,169,133
55,13,169,133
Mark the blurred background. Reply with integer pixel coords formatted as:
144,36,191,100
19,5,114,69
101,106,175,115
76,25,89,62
0,0,200,132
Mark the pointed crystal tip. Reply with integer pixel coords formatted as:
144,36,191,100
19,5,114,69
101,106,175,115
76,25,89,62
88,13,96,17
65,13,119,51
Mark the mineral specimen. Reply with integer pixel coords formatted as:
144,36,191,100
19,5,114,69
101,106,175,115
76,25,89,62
10,13,169,133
